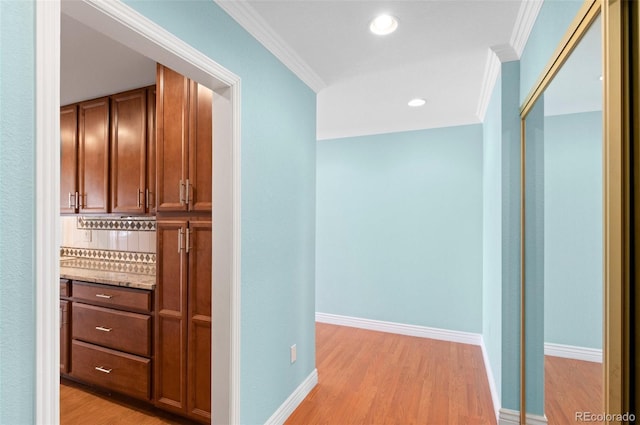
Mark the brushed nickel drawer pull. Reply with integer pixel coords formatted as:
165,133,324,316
95,366,112,374
95,326,112,332
95,293,112,299
68,192,74,209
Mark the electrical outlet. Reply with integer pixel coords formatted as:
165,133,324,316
82,229,92,242
290,344,297,364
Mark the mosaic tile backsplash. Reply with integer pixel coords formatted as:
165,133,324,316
60,247,155,275
61,216,156,253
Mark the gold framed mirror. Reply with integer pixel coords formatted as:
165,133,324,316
519,0,637,423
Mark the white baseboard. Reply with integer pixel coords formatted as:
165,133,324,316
264,369,318,425
499,408,548,425
315,312,482,346
480,337,501,424
544,342,602,363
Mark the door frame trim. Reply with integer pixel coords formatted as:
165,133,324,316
36,1,242,423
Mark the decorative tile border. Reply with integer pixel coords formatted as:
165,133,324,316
77,216,156,231
60,247,156,264
60,257,156,275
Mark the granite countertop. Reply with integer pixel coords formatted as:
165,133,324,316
60,258,156,290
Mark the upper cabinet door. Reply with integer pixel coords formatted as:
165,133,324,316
60,104,78,214
79,97,110,214
156,64,189,213
110,89,147,214
147,87,157,215
188,82,213,213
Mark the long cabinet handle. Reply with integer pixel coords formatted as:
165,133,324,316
145,188,150,209
178,228,184,253
68,193,74,209
137,188,142,208
95,326,112,332
94,366,112,374
179,180,185,206
95,293,112,299
185,179,191,207
186,229,191,253
75,192,79,209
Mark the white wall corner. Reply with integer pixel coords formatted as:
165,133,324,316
480,337,501,424
476,48,502,122
499,408,548,425
510,0,544,58
214,0,326,92
264,369,318,425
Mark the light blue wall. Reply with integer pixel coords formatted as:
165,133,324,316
519,0,583,105
500,60,523,412
0,2,37,424
1,0,317,424
482,60,522,413
482,69,503,402
544,111,602,349
524,98,545,417
316,125,483,333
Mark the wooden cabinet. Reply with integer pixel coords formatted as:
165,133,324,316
61,85,156,215
155,219,211,422
60,279,71,374
78,97,110,214
147,87,157,215
70,281,153,401
60,105,79,213
110,88,148,214
156,64,212,213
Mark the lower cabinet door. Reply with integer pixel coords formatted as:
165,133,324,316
60,300,70,374
71,340,151,400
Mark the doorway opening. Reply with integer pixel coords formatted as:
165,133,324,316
36,1,241,423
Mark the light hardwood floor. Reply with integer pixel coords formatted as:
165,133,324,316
545,355,603,424
286,323,497,425
60,379,194,425
61,325,603,425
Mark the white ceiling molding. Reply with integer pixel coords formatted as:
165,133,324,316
476,0,542,122
476,44,518,121
215,0,326,92
510,0,544,57
475,48,502,122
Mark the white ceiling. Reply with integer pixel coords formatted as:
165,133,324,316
61,1,545,138
219,0,529,139
61,13,156,106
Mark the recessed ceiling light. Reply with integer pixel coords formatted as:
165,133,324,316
408,98,426,107
370,14,398,35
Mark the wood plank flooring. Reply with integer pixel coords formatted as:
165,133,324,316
286,323,497,425
545,355,603,424
61,325,603,425
60,379,195,425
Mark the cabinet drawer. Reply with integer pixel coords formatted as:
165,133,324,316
71,340,151,400
60,279,70,298
73,303,151,356
73,281,151,312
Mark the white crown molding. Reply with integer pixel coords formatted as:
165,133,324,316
544,342,603,363
510,0,544,57
476,0,542,122
480,337,502,424
264,369,318,425
215,0,326,93
316,312,482,346
476,48,502,121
